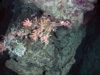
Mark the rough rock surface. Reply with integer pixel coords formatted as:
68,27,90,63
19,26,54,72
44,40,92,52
5,27,86,75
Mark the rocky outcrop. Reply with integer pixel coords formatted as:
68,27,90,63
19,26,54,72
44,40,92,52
4,3,86,75
0,0,100,75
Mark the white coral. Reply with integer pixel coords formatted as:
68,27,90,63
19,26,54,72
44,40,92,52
67,0,74,7
13,43,26,57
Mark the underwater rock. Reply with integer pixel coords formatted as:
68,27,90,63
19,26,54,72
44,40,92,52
4,3,86,75
0,0,89,75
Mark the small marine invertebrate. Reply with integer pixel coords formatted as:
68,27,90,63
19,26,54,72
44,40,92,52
22,18,32,27
29,30,39,42
40,33,51,44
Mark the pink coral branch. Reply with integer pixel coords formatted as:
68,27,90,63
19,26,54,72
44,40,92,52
22,18,32,27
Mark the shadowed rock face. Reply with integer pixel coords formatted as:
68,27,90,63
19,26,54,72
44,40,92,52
68,17,100,75
68,2,100,75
